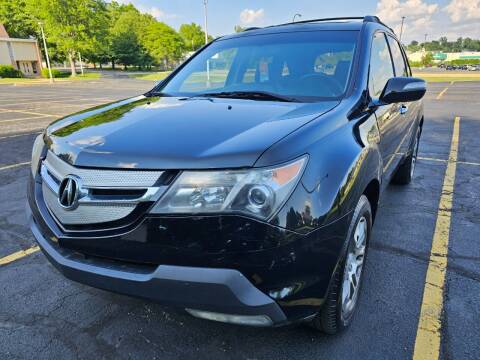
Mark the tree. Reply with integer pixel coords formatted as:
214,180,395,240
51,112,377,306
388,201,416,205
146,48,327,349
407,40,420,52
421,52,433,67
111,32,141,69
32,0,109,76
142,22,185,69
106,3,156,69
234,25,245,33
179,23,206,51
0,0,36,38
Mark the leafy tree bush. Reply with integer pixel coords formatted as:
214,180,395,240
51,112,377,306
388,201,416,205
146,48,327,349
0,65,22,78
41,68,69,78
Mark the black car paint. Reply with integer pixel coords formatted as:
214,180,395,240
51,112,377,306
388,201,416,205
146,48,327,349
28,20,424,323
46,95,339,169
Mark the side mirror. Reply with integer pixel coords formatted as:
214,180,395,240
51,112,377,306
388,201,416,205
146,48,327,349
379,77,426,104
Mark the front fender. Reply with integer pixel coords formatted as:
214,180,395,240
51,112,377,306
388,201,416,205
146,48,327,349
269,117,382,234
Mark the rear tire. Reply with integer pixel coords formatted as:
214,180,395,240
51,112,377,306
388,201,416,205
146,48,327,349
392,127,421,185
308,195,372,334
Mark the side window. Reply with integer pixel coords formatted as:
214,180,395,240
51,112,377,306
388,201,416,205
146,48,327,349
387,36,408,77
369,33,394,99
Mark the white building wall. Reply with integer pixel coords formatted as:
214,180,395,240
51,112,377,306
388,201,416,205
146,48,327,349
0,41,11,64
11,41,38,61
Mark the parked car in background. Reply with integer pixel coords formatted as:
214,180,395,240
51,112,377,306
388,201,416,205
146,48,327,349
28,16,426,333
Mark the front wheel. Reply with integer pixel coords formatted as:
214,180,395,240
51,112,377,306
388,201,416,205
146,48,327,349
308,195,372,334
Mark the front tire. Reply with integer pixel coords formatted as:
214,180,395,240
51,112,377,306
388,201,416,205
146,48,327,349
309,195,372,334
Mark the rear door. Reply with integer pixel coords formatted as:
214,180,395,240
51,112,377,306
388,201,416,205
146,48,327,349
368,32,402,183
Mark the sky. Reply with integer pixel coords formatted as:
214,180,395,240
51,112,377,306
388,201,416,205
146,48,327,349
118,0,480,43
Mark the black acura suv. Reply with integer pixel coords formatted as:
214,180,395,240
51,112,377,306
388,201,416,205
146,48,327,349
28,16,425,333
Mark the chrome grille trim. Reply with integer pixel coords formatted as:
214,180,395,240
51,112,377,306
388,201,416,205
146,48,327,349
40,151,166,227
44,151,163,188
43,182,137,225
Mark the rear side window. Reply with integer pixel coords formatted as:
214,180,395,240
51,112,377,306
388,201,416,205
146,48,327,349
368,33,394,99
387,36,408,77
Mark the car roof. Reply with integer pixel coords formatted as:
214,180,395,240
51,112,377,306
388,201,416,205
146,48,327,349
221,16,393,40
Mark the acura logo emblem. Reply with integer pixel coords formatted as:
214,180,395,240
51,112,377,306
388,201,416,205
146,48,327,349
58,175,80,210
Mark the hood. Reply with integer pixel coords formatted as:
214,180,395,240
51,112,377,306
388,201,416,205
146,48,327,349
46,95,338,169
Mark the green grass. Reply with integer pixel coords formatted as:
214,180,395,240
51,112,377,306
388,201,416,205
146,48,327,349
413,72,480,83
129,71,171,81
415,76,480,83
71,72,101,80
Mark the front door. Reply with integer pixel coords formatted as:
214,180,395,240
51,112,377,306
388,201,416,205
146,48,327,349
369,32,403,184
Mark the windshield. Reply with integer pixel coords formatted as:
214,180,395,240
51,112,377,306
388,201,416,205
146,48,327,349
159,31,359,102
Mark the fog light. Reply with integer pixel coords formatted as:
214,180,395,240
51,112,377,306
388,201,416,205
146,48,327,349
268,285,295,300
185,308,273,327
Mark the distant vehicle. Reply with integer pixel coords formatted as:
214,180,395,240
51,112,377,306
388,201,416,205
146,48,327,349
446,65,456,70
28,16,426,333
467,65,478,71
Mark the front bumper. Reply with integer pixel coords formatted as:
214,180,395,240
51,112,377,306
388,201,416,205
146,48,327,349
28,206,287,325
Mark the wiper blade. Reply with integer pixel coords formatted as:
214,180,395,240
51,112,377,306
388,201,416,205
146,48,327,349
145,91,172,97
194,91,297,102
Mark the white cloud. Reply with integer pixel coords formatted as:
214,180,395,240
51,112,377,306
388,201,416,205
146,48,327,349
239,8,265,26
137,5,178,21
375,0,480,43
377,0,438,27
444,0,480,22
376,0,439,35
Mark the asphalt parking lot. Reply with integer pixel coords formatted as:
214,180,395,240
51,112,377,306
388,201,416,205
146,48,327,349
0,78,479,359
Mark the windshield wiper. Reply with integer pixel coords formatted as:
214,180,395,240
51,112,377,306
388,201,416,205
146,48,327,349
193,91,297,102
145,91,173,97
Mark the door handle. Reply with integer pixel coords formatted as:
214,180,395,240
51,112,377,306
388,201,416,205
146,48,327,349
399,104,408,115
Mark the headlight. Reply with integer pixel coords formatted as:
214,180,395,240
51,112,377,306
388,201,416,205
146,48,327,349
150,156,308,220
31,134,45,177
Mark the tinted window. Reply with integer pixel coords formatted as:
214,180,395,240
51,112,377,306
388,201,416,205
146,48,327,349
369,33,394,99
387,36,408,77
161,31,359,101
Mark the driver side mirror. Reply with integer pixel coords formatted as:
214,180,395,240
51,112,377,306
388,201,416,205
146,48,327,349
379,77,426,104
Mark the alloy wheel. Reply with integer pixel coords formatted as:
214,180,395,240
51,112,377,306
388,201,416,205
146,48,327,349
341,216,367,320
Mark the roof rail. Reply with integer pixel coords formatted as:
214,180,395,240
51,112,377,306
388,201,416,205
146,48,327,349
362,15,394,33
243,27,261,32
274,15,394,33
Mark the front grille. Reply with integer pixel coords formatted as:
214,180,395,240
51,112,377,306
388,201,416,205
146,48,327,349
40,151,167,228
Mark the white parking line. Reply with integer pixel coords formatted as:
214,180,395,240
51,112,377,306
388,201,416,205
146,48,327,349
0,97,113,108
0,115,55,124
0,132,42,140
0,108,59,117
0,161,30,171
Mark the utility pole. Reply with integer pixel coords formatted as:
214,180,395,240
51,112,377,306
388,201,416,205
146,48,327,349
203,0,208,45
78,52,84,76
38,22,53,83
203,0,210,87
293,14,302,22
399,16,405,42
424,33,428,51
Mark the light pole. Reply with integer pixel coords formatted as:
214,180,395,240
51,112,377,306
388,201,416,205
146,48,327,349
203,0,210,87
399,16,405,43
293,13,302,22
203,0,209,45
78,52,84,76
38,22,53,83
423,33,428,51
